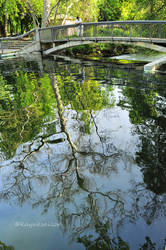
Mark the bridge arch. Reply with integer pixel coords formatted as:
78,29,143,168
38,20,166,55
43,39,166,55
1,20,166,71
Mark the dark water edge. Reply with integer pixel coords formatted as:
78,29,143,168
0,55,166,250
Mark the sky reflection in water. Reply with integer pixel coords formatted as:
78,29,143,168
0,56,166,250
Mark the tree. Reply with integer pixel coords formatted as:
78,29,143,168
0,60,165,250
0,241,14,250
0,0,26,36
0,70,56,158
118,77,166,195
97,0,122,21
120,0,166,20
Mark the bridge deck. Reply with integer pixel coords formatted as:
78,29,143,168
42,36,166,56
41,36,166,44
1,21,166,71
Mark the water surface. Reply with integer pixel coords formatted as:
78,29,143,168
0,56,166,250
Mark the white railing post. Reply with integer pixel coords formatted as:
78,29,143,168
93,24,96,37
111,24,114,37
158,24,161,38
35,28,40,42
51,27,54,42
129,25,132,39
149,24,152,39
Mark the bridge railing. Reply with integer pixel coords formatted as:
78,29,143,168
38,20,166,42
0,29,36,52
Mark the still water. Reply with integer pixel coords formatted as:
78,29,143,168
0,55,166,250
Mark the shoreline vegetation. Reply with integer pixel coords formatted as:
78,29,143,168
57,43,161,64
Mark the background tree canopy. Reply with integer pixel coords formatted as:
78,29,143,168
0,0,165,36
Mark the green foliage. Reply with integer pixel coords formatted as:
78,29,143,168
66,45,94,56
54,72,114,134
117,72,166,196
0,71,56,158
119,86,158,125
139,237,156,250
0,241,14,250
120,0,166,20
97,0,122,21
0,0,166,35
77,232,130,250
57,75,114,111
69,0,100,21
97,0,166,21
65,43,133,58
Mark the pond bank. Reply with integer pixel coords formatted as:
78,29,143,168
61,43,166,72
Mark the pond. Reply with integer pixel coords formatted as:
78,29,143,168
0,55,166,250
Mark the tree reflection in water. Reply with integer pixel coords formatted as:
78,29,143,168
0,61,166,249
0,240,15,250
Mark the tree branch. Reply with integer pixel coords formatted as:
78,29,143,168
45,0,61,26
23,0,39,28
62,0,79,25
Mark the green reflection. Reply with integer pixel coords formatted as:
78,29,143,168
77,235,130,250
0,58,165,250
58,76,112,111
0,72,56,158
118,83,166,194
56,74,115,134
119,86,158,124
0,241,14,250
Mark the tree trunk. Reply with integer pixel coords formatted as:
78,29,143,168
42,0,50,27
4,14,8,36
150,0,154,18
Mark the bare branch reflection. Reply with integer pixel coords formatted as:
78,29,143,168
0,64,166,249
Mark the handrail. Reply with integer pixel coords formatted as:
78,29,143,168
0,28,37,53
38,20,166,31
0,20,165,39
0,28,36,41
0,20,166,53
38,20,166,43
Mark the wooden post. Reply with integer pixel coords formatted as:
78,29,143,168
129,24,132,39
35,28,40,42
51,27,54,42
111,24,113,37
54,28,57,40
140,24,142,37
158,24,161,38
93,24,96,37
0,41,3,54
149,24,152,38
107,24,109,36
